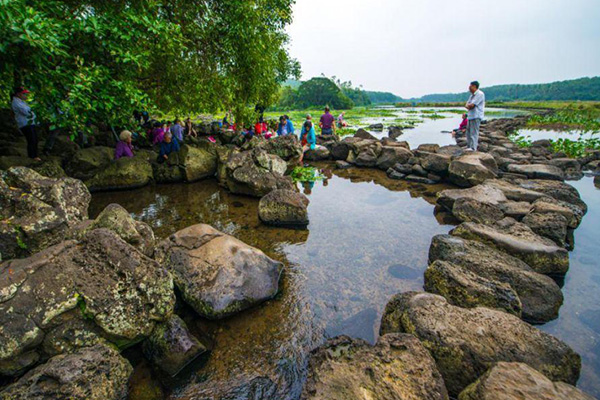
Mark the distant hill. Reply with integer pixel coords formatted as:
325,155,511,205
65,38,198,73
407,77,600,103
365,91,403,104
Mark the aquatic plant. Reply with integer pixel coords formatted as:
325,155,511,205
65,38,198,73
291,166,324,183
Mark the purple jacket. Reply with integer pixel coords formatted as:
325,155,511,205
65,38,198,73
115,141,134,160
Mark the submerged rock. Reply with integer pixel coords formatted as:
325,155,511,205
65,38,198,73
0,344,132,400
380,292,581,397
0,167,90,259
459,362,596,400
302,334,449,400
451,218,570,276
428,235,563,323
155,224,283,319
258,189,310,227
142,314,207,377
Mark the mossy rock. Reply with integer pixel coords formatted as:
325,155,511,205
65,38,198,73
86,155,153,192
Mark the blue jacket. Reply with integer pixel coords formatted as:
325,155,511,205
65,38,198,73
159,138,180,158
300,126,317,150
277,119,295,136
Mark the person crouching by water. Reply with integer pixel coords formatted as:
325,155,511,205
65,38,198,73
465,81,485,151
115,130,134,160
299,120,317,164
11,87,40,161
158,132,181,164
453,113,468,136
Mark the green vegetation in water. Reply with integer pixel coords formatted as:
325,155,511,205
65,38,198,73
421,113,446,120
527,109,600,131
551,137,600,158
291,167,324,183
508,133,533,148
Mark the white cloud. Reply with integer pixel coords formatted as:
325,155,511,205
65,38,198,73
287,0,600,97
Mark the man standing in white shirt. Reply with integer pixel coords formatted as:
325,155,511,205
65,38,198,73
465,81,485,151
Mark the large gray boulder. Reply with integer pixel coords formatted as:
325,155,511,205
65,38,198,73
258,189,309,227
451,218,570,276
451,197,505,224
0,167,90,259
380,292,581,397
522,212,569,247
0,229,175,375
459,362,596,400
155,224,283,319
375,146,413,170
421,152,451,174
223,148,293,197
449,152,498,187
65,146,113,181
183,143,218,182
512,179,586,214
85,155,153,192
428,234,563,323
0,344,132,400
302,334,449,400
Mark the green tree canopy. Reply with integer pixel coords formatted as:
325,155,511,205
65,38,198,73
283,77,354,110
0,0,300,132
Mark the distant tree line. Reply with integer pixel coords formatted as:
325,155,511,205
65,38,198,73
277,78,404,109
407,77,600,103
0,0,300,131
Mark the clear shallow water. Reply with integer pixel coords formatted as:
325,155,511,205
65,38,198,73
90,168,455,399
353,107,529,148
540,176,600,396
88,109,600,398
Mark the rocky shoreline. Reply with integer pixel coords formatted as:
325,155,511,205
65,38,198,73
0,113,598,399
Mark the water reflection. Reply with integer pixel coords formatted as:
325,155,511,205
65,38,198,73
539,176,600,397
90,169,453,399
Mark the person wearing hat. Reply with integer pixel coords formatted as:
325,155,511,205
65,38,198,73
11,87,40,160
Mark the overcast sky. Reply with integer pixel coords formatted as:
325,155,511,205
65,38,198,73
286,0,600,98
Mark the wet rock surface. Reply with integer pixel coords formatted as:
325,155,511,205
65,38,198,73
154,224,283,319
302,334,449,400
0,229,174,375
428,234,563,323
0,344,132,400
380,292,581,397
258,189,310,227
0,167,90,259
459,362,596,400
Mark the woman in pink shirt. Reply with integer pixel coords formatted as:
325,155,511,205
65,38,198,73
152,122,165,144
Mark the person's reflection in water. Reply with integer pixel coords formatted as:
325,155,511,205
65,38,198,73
322,168,333,187
302,181,314,195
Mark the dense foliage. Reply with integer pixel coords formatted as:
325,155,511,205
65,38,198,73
0,0,299,132
409,77,600,103
275,77,362,110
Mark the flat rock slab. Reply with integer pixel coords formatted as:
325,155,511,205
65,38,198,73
380,292,581,397
301,334,449,400
0,344,132,400
155,224,283,319
459,362,596,400
507,164,565,181
451,218,569,276
512,179,586,214
428,234,563,324
437,184,508,212
449,152,498,187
